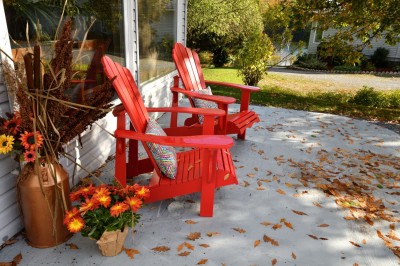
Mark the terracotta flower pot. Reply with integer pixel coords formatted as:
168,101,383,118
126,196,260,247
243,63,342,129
17,161,71,248
96,226,129,256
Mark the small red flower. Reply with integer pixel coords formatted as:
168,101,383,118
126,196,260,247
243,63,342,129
23,150,36,163
135,185,150,199
79,198,100,213
110,202,129,217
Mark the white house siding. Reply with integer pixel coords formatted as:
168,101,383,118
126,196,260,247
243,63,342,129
308,23,400,61
0,0,23,245
0,0,188,245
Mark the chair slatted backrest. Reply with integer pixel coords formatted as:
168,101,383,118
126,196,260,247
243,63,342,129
101,56,149,133
172,42,206,91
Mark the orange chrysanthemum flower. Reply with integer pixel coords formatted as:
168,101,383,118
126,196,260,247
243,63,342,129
20,131,44,150
135,186,150,199
94,186,110,198
79,198,99,213
96,194,111,208
66,216,85,233
23,150,36,163
110,202,129,217
63,207,80,225
125,196,142,212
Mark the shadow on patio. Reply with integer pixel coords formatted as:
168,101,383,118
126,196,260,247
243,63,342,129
1,101,399,266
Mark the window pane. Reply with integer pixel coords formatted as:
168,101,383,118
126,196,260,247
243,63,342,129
4,0,125,102
138,0,176,84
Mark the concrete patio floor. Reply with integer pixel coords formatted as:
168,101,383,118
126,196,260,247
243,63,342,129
1,102,399,266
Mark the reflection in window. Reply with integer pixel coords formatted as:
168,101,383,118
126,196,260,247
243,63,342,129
138,0,176,84
3,0,125,103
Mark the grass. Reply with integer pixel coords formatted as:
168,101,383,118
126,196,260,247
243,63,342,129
202,68,400,123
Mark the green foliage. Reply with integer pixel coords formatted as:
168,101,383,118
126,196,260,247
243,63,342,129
295,54,327,70
236,32,274,86
317,41,363,66
351,86,400,109
213,47,230,67
371,47,390,68
287,0,400,46
332,65,361,72
394,66,400,72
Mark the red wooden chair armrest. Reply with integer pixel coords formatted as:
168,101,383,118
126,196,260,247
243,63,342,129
147,107,225,117
114,129,234,149
112,104,126,117
204,80,260,92
171,87,236,105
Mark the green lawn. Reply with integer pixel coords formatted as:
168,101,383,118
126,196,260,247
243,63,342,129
202,68,400,123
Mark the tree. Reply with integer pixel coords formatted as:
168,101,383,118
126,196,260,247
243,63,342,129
287,0,400,47
187,0,263,66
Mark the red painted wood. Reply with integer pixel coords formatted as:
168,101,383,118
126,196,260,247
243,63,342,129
101,56,238,217
172,43,261,140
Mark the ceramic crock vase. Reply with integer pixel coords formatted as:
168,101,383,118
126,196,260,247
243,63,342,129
17,160,71,248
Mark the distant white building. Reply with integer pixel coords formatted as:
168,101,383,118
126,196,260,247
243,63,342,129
308,22,400,62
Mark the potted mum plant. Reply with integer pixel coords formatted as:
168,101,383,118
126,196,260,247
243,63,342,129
64,183,149,256
0,18,114,248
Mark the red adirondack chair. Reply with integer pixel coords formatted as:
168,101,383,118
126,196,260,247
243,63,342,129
172,42,261,140
101,56,238,217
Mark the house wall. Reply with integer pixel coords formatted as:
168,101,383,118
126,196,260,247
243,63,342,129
0,0,187,245
308,23,400,61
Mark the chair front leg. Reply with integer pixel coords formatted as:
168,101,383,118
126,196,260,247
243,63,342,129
115,136,127,186
200,149,217,217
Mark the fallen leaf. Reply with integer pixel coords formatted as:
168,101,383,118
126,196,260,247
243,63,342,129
185,242,195,250
206,232,220,237
242,181,250,187
319,237,329,240
233,227,246,234
272,224,282,230
283,221,294,230
254,240,261,247
313,202,323,208
178,251,191,256
257,186,265,190
353,263,359,266
292,252,297,259
124,248,140,259
318,224,330,227
185,220,198,224
362,239,367,245
199,244,210,248
272,258,277,265
349,241,361,248
307,234,318,240
292,210,308,216
13,253,22,264
66,243,79,249
187,232,201,241
177,243,185,252
152,246,170,252
260,221,272,227
224,174,230,180
247,173,255,178
197,258,208,265
3,239,17,246
390,223,396,230
276,189,286,195
263,235,279,246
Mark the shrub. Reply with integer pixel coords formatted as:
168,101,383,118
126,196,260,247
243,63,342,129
350,86,400,109
198,51,213,66
371,47,389,68
332,65,361,72
236,32,274,86
296,54,327,70
317,40,363,67
212,47,230,67
393,65,400,72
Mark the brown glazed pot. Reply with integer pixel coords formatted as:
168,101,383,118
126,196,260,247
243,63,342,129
17,160,71,248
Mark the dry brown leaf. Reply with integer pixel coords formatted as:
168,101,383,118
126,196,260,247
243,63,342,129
272,224,282,230
254,240,261,247
390,223,396,230
66,243,79,249
307,234,318,240
318,224,330,227
178,251,191,256
353,263,359,266
292,210,308,216
124,248,140,259
272,258,277,265
177,243,185,252
242,181,250,187
257,186,265,190
349,241,361,248
263,235,279,246
388,230,400,241
233,227,246,234
3,239,17,246
260,221,272,227
276,189,286,195
197,258,208,265
206,232,220,237
224,174,230,180
247,173,255,178
199,244,210,248
319,237,329,240
284,221,294,230
362,239,367,245
185,242,195,250
292,252,297,260
185,220,198,224
187,232,201,241
313,202,323,208
152,246,170,252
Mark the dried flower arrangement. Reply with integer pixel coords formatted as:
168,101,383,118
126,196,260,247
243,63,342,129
64,183,150,240
0,18,114,175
